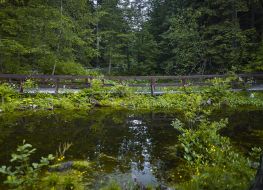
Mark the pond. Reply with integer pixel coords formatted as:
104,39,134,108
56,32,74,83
0,108,262,189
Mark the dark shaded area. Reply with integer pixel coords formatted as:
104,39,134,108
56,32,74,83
250,155,263,190
219,109,263,153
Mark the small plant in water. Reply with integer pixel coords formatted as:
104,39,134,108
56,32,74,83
172,118,184,132
56,141,73,161
0,140,54,189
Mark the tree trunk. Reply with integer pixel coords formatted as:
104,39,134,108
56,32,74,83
53,0,63,75
52,62,57,75
108,50,112,75
96,23,100,68
0,54,3,73
126,46,130,71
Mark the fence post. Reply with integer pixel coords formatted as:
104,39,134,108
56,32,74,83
182,78,186,87
89,77,93,88
85,78,89,88
55,79,59,94
19,80,24,93
150,78,156,96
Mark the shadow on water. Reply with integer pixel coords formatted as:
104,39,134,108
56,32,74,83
0,108,262,188
216,109,263,153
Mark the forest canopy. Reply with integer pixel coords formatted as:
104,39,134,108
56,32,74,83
0,0,262,75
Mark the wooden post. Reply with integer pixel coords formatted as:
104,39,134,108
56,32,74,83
89,78,93,88
239,76,247,90
85,78,89,88
182,78,186,87
119,79,123,85
19,80,24,93
55,79,59,94
150,78,156,96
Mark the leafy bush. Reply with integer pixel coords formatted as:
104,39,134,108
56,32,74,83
55,61,88,75
41,170,85,190
23,79,38,90
201,77,233,105
54,61,103,76
174,119,256,190
0,83,16,104
0,140,54,189
245,42,263,72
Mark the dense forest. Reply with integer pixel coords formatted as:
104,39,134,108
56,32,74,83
1,1,263,190
0,0,263,75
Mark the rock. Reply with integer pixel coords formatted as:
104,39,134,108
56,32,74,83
49,160,93,173
206,98,212,105
49,161,73,172
31,104,38,109
90,99,101,107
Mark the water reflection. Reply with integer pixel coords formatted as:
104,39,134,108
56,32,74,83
0,108,262,188
128,119,157,186
0,109,178,188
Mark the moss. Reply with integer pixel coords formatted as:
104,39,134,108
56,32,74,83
72,161,92,171
41,170,85,190
49,160,93,172
100,181,122,190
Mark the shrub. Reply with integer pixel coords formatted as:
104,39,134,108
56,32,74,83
0,140,54,189
0,83,16,104
174,119,256,190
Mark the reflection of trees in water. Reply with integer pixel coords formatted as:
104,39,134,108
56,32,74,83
2,109,261,186
0,109,180,184
117,117,159,186
221,110,263,152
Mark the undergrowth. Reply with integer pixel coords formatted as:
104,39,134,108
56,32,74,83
0,77,262,190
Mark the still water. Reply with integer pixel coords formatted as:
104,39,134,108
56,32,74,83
0,108,262,188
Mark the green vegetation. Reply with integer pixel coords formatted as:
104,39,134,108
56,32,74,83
0,140,54,189
0,141,94,190
0,0,262,75
0,82,93,112
101,83,263,121
173,119,256,190
0,78,262,189
0,78,262,114
0,0,262,189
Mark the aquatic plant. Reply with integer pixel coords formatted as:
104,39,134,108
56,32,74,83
0,140,54,189
55,142,73,161
100,181,122,190
41,170,85,190
173,119,257,190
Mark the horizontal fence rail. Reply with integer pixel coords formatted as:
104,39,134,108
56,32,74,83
0,73,262,95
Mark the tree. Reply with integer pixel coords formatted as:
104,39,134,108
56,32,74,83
162,9,204,74
0,0,97,74
147,0,261,74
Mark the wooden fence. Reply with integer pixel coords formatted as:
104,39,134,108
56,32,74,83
0,73,262,95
